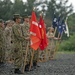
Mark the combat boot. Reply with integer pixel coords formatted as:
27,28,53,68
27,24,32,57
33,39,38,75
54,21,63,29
14,68,23,74
25,64,34,71
33,61,40,69
24,64,29,71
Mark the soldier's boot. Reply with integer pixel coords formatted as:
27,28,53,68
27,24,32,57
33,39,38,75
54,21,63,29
14,68,23,74
25,64,30,71
25,64,34,71
33,61,40,69
0,60,4,65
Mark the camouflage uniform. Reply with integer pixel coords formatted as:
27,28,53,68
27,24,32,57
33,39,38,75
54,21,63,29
33,50,39,64
47,27,56,59
12,23,25,69
0,22,5,63
4,26,12,61
39,50,46,61
21,22,30,65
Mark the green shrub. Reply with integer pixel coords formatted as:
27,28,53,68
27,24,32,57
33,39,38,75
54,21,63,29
58,33,75,51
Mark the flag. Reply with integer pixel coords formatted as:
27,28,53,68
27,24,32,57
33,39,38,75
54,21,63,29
57,23,63,35
38,15,48,50
30,11,41,50
61,19,66,32
65,17,69,37
57,16,63,36
52,14,57,29
61,18,69,37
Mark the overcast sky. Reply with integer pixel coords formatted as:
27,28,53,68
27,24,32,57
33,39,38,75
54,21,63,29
11,0,75,12
68,0,75,12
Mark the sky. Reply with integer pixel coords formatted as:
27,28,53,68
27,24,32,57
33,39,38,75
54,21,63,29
11,0,75,12
68,0,75,12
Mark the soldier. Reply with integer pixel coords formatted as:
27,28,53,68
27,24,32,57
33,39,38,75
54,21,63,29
12,14,25,74
47,27,56,60
0,19,5,65
4,20,13,63
21,14,31,71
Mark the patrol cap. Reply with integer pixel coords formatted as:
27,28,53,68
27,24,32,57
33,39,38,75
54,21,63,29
28,15,31,19
0,19,3,23
13,14,22,19
48,27,54,31
23,14,29,18
6,20,11,23
5,20,11,25
13,14,22,21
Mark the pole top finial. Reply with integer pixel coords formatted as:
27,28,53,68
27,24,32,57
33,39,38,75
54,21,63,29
33,7,36,11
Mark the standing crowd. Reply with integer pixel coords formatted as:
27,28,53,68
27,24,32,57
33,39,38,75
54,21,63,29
0,14,59,74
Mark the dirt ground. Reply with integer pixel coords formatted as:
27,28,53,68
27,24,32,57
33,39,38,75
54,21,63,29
0,52,75,75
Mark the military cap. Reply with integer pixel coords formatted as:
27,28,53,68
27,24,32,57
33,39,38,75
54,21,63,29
48,27,54,31
0,19,3,23
28,15,31,18
6,20,11,23
13,14,22,19
5,20,11,25
23,14,29,18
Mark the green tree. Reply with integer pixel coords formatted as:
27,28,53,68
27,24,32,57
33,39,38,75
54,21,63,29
67,13,75,35
46,0,73,20
13,0,25,15
59,33,75,51
0,0,13,20
26,0,36,15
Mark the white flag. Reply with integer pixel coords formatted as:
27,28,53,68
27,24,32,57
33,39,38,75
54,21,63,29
65,17,69,37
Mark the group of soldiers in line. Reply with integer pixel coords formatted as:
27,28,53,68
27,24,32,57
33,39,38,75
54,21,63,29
0,14,60,74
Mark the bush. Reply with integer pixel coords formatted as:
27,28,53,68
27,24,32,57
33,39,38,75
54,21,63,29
58,33,75,51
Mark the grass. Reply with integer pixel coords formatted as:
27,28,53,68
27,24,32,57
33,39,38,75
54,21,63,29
57,51,75,54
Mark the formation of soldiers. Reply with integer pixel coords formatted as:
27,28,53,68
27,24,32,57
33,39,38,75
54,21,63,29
0,14,60,74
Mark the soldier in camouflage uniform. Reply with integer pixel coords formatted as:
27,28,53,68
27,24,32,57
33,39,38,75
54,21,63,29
12,14,25,74
0,19,5,64
4,20,13,62
21,15,31,71
47,27,55,60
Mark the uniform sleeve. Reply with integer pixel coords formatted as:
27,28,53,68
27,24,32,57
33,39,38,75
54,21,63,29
12,26,25,41
47,32,50,38
22,25,30,37
4,28,10,37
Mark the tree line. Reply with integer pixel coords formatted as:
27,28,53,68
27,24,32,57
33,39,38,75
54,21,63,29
0,0,75,51
0,0,73,21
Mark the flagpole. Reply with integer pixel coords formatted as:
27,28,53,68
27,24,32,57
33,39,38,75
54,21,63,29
53,32,62,58
37,12,42,62
29,7,35,71
29,49,34,71
38,12,47,62
54,27,57,36
22,41,29,73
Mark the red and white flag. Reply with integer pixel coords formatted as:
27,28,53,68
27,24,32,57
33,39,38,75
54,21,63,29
30,11,41,50
38,15,48,50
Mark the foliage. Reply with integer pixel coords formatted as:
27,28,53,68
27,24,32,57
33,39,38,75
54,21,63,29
67,13,75,35
0,0,13,20
46,0,73,20
0,0,73,21
58,33,75,51
57,13,75,52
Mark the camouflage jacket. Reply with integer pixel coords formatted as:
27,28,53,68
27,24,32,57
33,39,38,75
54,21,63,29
4,27,12,46
21,22,30,37
0,26,4,48
12,23,25,49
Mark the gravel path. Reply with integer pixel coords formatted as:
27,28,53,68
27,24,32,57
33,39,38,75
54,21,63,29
0,52,75,75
